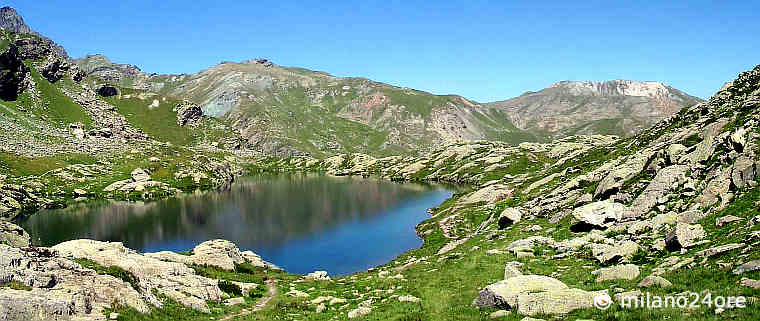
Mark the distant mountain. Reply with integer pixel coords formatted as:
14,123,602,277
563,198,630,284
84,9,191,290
0,6,68,58
75,56,538,156
487,80,703,137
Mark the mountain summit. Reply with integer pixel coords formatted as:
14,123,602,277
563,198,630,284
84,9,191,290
0,6,68,58
487,80,702,137
0,7,33,34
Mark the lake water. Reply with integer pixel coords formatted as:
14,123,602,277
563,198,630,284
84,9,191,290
18,174,453,276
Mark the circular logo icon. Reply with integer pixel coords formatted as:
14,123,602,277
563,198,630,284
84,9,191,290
594,293,613,310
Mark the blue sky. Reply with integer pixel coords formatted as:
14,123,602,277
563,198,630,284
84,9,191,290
7,1,759,102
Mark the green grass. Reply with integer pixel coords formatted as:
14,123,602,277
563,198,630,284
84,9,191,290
28,66,93,127
0,152,98,176
103,90,192,145
0,281,32,291
74,258,139,290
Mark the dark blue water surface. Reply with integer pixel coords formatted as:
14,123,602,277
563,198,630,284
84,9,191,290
19,174,453,275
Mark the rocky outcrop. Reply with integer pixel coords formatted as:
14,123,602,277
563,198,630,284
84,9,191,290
146,239,277,271
0,244,149,321
173,100,204,126
0,221,29,247
52,240,225,313
0,44,31,101
96,84,119,97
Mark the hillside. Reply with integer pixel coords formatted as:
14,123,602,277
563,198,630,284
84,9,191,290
488,80,703,138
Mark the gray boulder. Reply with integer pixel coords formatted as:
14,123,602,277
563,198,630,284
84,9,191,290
0,221,29,248
592,264,641,282
665,223,705,251
571,200,626,230
472,275,568,308
499,207,523,229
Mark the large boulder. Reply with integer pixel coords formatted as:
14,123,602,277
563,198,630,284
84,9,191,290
731,155,757,189
595,151,653,198
588,241,640,264
622,165,689,220
571,200,626,230
517,288,608,316
665,223,705,251
461,184,513,204
498,207,523,229
0,221,29,248
592,264,641,282
472,275,569,309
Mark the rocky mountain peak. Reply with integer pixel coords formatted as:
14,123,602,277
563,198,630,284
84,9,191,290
0,6,32,34
549,80,672,98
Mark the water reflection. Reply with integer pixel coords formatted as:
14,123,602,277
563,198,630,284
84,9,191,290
19,174,453,275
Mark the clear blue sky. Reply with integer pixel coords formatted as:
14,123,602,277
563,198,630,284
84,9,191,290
7,1,759,102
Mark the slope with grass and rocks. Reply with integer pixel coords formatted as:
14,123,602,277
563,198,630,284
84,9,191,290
2,65,755,321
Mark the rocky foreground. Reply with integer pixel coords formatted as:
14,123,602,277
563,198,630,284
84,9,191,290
0,227,276,321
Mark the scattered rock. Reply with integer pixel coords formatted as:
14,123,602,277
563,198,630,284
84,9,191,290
592,264,641,282
306,270,331,281
696,243,745,258
733,260,760,275
715,215,742,227
638,275,672,288
348,306,372,318
504,261,525,279
489,310,510,318
224,297,245,306
287,289,309,298
398,295,420,303
740,278,760,289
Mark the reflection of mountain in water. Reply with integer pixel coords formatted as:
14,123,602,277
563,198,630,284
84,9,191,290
19,174,444,251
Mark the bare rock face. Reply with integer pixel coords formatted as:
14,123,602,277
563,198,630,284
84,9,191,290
146,239,277,271
0,44,31,101
0,221,29,247
96,85,120,97
51,240,225,313
173,100,204,126
0,244,148,321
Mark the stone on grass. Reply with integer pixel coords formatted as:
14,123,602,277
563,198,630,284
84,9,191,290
489,310,510,318
472,275,568,308
504,261,524,279
733,260,760,275
499,207,523,229
517,288,608,316
572,200,626,229
398,295,420,303
638,275,672,288
665,223,705,251
592,264,641,282
348,306,372,318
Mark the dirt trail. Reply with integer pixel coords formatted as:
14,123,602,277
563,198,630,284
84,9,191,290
220,279,277,321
